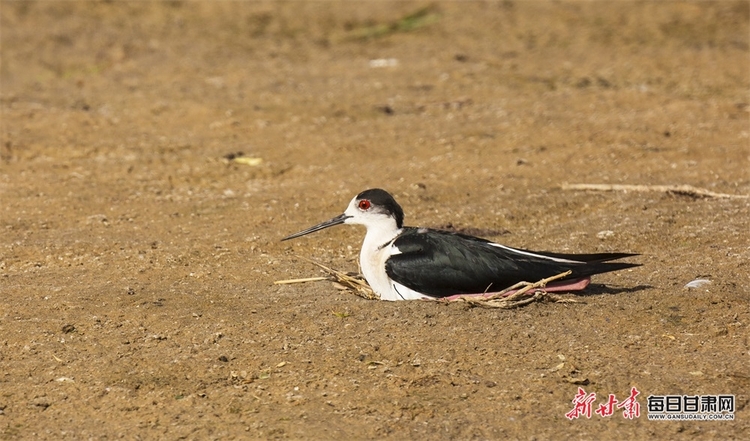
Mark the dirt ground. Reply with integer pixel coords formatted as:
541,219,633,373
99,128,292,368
1,1,749,439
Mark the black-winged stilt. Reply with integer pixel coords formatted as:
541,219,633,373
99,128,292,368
282,188,640,301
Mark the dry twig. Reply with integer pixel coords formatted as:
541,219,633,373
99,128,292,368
444,270,577,309
274,276,328,285
277,258,579,308
296,257,379,300
562,183,748,199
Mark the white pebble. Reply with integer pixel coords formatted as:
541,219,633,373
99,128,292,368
369,58,399,68
684,279,711,289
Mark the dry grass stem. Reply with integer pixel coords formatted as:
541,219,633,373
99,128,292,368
562,183,748,199
273,276,328,285
296,257,380,300
280,258,579,308
445,270,577,309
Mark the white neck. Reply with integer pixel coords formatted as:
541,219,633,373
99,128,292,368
358,220,401,299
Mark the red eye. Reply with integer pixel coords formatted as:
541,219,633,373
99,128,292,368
358,199,371,210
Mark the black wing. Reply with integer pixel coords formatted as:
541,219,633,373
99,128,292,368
385,228,640,297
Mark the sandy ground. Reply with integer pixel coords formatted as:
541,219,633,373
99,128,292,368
1,1,749,439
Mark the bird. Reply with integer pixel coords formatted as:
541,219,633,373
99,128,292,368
282,188,640,301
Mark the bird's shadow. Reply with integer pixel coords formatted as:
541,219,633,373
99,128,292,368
575,284,653,297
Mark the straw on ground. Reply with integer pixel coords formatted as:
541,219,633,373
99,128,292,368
276,258,578,308
561,183,749,199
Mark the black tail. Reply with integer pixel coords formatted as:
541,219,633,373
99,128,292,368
573,260,642,279
530,251,639,263
516,249,641,279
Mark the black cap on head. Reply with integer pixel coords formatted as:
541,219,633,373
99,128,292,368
356,188,404,228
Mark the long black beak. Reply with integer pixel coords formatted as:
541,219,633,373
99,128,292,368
281,213,351,241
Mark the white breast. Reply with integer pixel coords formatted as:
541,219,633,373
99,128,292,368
359,232,432,301
360,242,397,300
